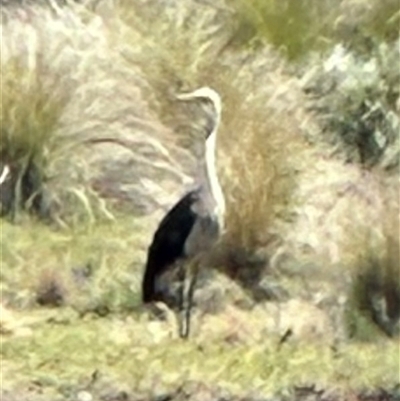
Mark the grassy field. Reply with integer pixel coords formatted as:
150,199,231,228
1,0,399,400
1,310,398,399
1,217,399,400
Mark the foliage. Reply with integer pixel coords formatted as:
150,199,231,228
228,0,399,60
0,57,71,217
228,0,339,60
113,0,231,126
221,104,300,253
367,0,400,42
0,4,152,224
304,39,400,169
344,0,400,45
1,58,65,166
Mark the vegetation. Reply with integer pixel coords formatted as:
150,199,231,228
228,0,339,59
304,39,400,168
1,0,399,399
2,312,399,399
345,196,400,340
228,0,400,59
0,57,70,218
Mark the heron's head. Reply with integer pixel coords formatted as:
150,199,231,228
176,87,222,138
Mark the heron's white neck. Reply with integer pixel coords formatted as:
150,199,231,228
204,122,225,219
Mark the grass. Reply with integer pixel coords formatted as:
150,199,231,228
0,215,149,312
0,43,117,222
1,308,399,398
1,217,399,399
0,57,70,164
228,0,400,60
0,56,72,218
354,0,400,44
228,0,339,60
221,101,306,252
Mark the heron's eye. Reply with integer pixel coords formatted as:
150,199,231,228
200,97,214,109
199,98,216,117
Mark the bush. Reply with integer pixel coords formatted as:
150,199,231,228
303,39,400,169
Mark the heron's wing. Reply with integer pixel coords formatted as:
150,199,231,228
142,190,199,302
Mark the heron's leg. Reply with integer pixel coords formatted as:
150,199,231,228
183,264,199,338
177,261,186,309
179,259,200,339
177,262,187,337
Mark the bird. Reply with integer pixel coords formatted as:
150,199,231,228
142,87,226,338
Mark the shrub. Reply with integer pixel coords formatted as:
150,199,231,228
303,39,400,169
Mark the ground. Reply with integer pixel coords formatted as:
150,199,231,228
1,219,399,401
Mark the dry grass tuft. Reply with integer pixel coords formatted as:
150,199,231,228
0,56,71,218
222,107,301,252
212,104,303,290
114,0,231,95
1,57,69,166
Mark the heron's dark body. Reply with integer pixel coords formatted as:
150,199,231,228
142,190,199,303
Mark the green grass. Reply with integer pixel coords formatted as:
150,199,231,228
0,56,73,218
1,311,398,397
0,57,70,165
0,215,149,312
229,0,339,59
1,217,399,398
228,0,399,60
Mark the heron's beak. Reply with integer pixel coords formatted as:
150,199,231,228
175,92,196,101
